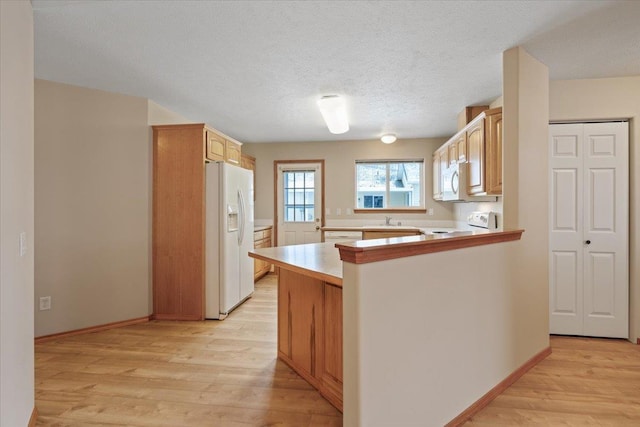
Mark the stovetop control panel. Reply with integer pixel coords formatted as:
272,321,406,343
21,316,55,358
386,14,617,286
467,211,498,230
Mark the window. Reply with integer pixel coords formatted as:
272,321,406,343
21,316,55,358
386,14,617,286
283,170,315,222
355,160,424,210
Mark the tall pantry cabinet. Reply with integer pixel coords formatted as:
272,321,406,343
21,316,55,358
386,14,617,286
152,123,243,320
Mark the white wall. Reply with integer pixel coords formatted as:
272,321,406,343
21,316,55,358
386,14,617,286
549,76,640,343
501,46,551,354
243,138,454,225
35,80,150,337
343,241,533,426
0,1,35,425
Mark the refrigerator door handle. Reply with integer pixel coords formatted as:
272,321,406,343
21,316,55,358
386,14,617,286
238,189,245,245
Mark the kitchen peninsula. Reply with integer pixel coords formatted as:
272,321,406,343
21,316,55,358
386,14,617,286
249,229,526,423
249,243,344,410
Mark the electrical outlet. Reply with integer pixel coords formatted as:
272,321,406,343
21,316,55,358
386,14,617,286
428,208,434,216
39,296,51,311
336,208,342,215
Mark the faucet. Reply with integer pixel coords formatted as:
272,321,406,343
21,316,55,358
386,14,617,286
385,216,393,226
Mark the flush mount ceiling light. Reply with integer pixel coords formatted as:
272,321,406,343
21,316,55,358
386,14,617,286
317,95,349,134
381,134,397,144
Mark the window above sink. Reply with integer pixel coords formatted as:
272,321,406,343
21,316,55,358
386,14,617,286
354,159,426,213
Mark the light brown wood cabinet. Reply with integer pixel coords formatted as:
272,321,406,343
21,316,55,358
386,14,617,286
206,130,225,162
253,227,272,281
224,139,242,165
432,151,442,201
485,109,503,194
466,116,486,195
454,130,467,163
321,283,343,410
277,269,343,411
205,128,243,165
448,142,458,166
152,123,246,321
152,124,208,320
278,269,325,387
432,107,502,200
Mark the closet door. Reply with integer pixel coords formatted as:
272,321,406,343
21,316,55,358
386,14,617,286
549,122,628,338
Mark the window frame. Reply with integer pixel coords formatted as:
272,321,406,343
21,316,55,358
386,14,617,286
354,159,427,213
282,169,316,223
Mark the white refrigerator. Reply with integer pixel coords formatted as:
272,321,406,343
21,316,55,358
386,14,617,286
205,162,254,319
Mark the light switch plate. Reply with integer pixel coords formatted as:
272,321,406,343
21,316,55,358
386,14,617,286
19,232,27,256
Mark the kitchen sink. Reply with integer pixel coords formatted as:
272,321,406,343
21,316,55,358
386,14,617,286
369,225,417,229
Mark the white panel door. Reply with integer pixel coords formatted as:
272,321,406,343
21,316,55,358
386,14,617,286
549,122,628,338
549,124,583,335
276,163,323,246
582,123,628,337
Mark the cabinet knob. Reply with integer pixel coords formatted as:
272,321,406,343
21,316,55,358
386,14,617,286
585,240,591,245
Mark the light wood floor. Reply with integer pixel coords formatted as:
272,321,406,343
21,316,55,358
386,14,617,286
35,274,342,426
465,336,640,426
36,275,640,426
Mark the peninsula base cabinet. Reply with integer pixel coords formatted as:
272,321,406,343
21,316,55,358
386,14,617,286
277,269,343,412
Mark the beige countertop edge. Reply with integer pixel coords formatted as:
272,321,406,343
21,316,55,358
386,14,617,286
335,229,525,264
249,245,343,287
254,225,273,232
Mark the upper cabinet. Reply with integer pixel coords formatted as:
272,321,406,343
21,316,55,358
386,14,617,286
485,109,503,194
432,107,502,200
454,130,467,163
224,139,242,165
466,116,485,195
432,151,442,201
206,130,226,162
205,128,242,165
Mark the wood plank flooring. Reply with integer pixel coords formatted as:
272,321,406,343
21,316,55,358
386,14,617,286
465,336,640,426
36,274,640,426
35,274,342,427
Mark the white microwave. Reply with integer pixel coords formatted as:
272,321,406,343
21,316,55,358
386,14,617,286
442,162,496,202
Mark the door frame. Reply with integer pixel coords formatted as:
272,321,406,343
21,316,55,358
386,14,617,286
273,159,325,246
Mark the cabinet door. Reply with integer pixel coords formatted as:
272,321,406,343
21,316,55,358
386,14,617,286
277,269,324,383
456,132,467,163
206,130,225,162
322,283,343,410
448,143,458,166
153,124,206,320
432,152,441,200
486,111,502,195
439,147,449,175
466,118,486,195
225,140,241,165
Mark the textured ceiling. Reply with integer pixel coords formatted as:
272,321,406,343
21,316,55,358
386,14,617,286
32,1,640,143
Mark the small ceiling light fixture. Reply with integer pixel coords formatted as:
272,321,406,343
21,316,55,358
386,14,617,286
381,134,397,144
317,95,349,134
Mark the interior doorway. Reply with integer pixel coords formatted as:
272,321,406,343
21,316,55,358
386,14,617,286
549,121,629,338
274,160,325,246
